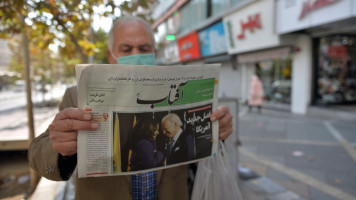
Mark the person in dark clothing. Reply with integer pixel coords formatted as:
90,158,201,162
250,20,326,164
128,118,164,171
161,113,195,165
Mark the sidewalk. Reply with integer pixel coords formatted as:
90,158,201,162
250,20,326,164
237,106,356,200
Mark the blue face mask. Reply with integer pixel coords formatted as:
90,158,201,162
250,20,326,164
117,53,156,66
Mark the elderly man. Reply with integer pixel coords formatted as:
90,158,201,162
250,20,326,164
28,16,233,200
161,113,195,165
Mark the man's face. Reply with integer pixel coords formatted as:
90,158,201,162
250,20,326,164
107,22,155,63
162,119,178,138
103,113,108,120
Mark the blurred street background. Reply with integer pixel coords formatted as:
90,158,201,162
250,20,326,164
1,0,356,199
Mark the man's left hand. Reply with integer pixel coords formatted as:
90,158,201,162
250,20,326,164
210,105,233,140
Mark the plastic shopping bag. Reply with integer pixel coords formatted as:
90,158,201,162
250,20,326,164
191,141,243,200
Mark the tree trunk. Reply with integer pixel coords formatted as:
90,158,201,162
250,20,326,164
20,15,41,192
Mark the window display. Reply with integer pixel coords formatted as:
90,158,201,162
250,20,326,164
258,60,292,104
316,36,356,104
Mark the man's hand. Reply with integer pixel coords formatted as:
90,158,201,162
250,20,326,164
210,105,233,140
48,108,99,156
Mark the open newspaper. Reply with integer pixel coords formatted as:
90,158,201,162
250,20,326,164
75,64,220,178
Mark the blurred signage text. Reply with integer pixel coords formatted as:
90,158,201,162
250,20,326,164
299,0,341,20
237,13,262,40
198,21,227,57
178,32,201,62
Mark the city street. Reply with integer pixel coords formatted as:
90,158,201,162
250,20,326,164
238,106,356,200
0,86,65,113
0,106,58,142
0,87,65,144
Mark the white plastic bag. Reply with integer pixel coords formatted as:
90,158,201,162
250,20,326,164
191,141,243,200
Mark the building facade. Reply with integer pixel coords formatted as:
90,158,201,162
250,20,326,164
152,0,356,114
277,0,356,112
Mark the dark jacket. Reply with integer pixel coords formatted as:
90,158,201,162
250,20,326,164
130,139,164,171
167,130,195,165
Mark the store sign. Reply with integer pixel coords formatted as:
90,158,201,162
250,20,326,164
164,41,180,64
237,13,261,39
299,0,340,20
223,0,279,54
198,21,227,57
177,32,201,62
277,0,353,34
328,45,347,59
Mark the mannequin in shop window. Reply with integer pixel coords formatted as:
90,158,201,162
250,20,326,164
248,63,265,113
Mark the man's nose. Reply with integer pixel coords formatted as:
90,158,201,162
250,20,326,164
130,48,140,55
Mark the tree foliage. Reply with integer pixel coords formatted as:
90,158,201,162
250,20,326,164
0,0,157,83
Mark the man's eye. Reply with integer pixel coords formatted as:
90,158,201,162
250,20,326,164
139,48,149,52
122,49,131,53
139,46,153,52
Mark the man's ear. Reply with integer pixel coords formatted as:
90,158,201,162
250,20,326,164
107,49,117,64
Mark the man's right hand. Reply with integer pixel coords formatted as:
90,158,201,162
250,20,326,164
48,108,99,157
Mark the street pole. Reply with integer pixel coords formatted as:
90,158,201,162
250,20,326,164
19,14,41,192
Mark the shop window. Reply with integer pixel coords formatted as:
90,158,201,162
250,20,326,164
258,60,292,104
180,0,207,34
210,0,247,17
178,0,247,34
316,36,356,104
211,0,228,16
231,0,245,7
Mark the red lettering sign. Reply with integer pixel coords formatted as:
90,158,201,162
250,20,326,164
177,32,201,62
237,13,261,40
299,0,340,20
328,45,347,59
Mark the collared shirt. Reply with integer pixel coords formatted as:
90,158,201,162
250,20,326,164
132,171,158,200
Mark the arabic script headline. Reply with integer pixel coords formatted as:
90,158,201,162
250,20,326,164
108,75,204,82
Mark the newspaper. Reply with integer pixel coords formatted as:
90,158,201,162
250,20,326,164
75,64,220,178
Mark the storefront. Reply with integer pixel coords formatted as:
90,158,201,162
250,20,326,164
277,0,356,110
223,0,289,104
315,35,356,105
237,47,292,104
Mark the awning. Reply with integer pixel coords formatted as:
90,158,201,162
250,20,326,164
237,47,291,64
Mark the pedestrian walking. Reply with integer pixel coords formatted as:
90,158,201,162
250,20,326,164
248,73,264,113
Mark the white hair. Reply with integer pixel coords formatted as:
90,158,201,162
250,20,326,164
107,16,156,55
161,113,183,127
